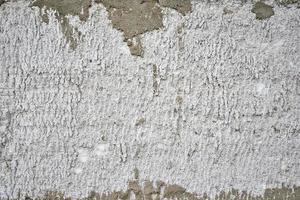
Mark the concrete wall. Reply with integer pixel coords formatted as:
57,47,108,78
0,0,299,199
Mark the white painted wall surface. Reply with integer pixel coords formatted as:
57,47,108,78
0,0,300,199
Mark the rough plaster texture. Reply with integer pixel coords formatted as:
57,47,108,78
0,0,300,199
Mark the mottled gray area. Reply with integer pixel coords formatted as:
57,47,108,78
0,0,300,199
251,2,274,20
0,0,5,6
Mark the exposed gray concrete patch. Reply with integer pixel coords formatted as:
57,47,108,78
251,2,274,20
96,0,191,56
96,0,163,40
31,0,92,49
159,0,192,16
96,0,163,56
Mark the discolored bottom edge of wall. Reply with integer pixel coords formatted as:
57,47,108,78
17,181,300,200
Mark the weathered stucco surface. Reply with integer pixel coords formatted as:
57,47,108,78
0,0,300,199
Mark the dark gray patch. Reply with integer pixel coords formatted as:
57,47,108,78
0,0,5,7
223,7,234,15
251,2,275,20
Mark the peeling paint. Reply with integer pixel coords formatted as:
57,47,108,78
27,0,299,55
30,0,192,56
251,2,274,20
31,0,92,49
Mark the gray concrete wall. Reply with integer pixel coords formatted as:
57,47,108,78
0,0,299,199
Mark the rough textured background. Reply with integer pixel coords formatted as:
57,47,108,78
0,0,300,199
